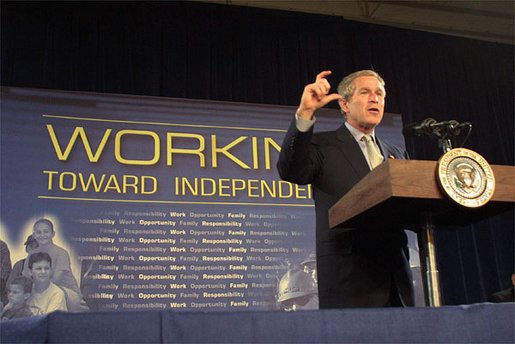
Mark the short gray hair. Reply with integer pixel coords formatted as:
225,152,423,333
337,70,386,102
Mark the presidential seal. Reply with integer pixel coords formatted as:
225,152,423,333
437,148,495,208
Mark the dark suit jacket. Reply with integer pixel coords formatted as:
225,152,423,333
488,287,514,303
277,118,414,308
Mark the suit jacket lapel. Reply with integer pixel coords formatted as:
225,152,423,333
376,137,398,160
335,124,370,178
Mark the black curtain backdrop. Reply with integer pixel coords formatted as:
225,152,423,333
2,1,513,306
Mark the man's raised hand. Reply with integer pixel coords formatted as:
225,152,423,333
297,70,342,120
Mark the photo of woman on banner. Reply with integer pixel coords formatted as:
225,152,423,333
6,235,38,288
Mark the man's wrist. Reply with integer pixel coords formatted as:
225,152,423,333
296,107,315,120
295,111,315,132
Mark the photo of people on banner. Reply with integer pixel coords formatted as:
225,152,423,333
2,219,88,320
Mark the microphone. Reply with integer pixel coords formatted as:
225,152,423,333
402,118,437,136
455,121,472,133
402,118,471,137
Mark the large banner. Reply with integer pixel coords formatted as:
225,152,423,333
1,87,422,315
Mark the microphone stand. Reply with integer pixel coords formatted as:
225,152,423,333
439,139,452,153
413,121,469,306
428,121,458,153
418,212,442,306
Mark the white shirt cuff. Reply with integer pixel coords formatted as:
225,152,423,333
295,112,316,132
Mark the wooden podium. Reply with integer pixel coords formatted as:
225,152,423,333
329,160,515,306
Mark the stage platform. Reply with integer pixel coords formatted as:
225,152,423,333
1,303,513,343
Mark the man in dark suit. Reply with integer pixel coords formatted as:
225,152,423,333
277,70,414,308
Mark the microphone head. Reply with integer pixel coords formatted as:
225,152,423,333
402,122,421,136
448,120,459,128
421,117,437,127
402,118,436,137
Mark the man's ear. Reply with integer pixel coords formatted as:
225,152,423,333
338,98,349,114
24,293,31,301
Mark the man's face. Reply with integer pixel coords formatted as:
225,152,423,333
30,260,52,284
33,222,54,246
339,76,385,133
7,284,30,306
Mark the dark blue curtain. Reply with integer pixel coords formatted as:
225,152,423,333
2,1,513,305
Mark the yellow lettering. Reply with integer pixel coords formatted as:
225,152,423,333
43,170,58,190
115,130,160,165
211,135,250,169
201,178,216,196
278,181,293,198
252,137,259,169
173,177,312,201
247,179,259,197
141,176,158,194
264,138,281,170
46,125,111,162
123,175,139,193
59,172,77,191
294,184,309,199
261,179,276,197
43,171,157,194
218,178,231,196
182,177,198,195
167,133,205,166
231,179,246,196
103,175,121,193
79,173,106,192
